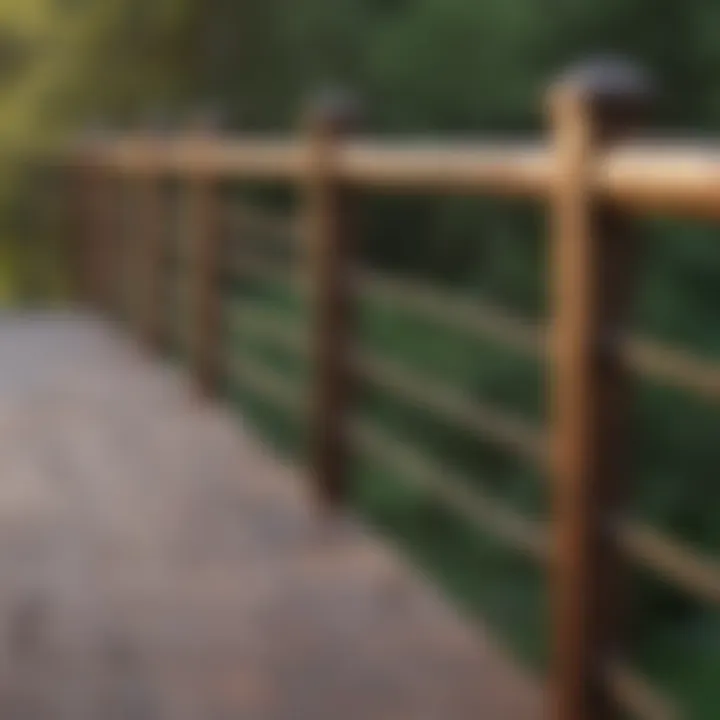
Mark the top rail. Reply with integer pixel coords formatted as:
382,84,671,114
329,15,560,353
71,135,720,220
337,140,549,196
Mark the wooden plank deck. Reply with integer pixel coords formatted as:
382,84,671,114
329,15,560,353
0,313,542,719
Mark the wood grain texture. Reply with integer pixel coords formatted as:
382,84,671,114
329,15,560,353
73,134,720,219
303,96,358,508
186,172,222,397
0,313,540,720
133,173,166,351
81,163,117,312
548,59,648,720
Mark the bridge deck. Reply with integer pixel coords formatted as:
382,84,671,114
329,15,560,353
0,313,541,719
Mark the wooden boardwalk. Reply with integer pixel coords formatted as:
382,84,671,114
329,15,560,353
0,313,541,719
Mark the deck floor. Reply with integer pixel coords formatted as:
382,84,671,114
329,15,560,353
0,313,541,719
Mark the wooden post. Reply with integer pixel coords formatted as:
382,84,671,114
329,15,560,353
81,130,118,318
188,110,223,396
304,90,360,509
72,135,100,308
135,137,166,351
79,125,120,317
548,58,653,720
86,159,115,314
72,159,94,306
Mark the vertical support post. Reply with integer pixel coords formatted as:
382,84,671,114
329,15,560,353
80,126,120,317
86,157,115,314
73,157,95,306
304,90,359,509
548,59,652,720
135,139,165,351
188,111,223,396
74,145,99,308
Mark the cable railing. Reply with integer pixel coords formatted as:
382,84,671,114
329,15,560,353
61,58,720,720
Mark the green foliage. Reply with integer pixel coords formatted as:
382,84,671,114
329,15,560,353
5,0,720,713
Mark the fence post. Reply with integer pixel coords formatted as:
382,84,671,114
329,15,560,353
304,90,360,509
80,124,122,318
87,157,116,315
73,155,94,306
188,110,223,396
548,59,652,720
134,130,166,351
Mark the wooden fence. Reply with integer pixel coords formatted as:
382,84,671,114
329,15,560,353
65,59,720,720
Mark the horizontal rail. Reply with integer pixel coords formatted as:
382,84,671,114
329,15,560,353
363,270,720,403
228,246,720,403
356,421,677,720
607,661,680,720
75,78,717,717
337,141,549,196
230,202,301,240
225,311,682,719
228,248,302,287
226,335,548,556
353,420,548,559
359,352,546,464
619,522,720,605
226,350,306,414
363,271,543,356
75,136,720,219
596,140,720,220
230,301,545,463
232,297,720,608
76,137,306,181
228,303,306,346
625,337,720,402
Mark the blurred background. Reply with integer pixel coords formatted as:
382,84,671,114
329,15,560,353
1,1,720,716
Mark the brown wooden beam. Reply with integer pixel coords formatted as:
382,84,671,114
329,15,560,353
548,57,653,720
303,89,360,509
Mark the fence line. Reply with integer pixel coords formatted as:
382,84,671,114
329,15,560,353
229,227,720,402
231,296,720,607
72,136,720,219
68,58,720,719
224,345,678,720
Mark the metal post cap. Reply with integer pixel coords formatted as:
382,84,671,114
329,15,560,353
551,55,655,112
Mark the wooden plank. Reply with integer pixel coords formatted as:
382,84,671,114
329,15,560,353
0,313,542,720
596,141,720,219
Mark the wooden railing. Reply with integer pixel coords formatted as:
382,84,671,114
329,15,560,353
63,59,720,719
